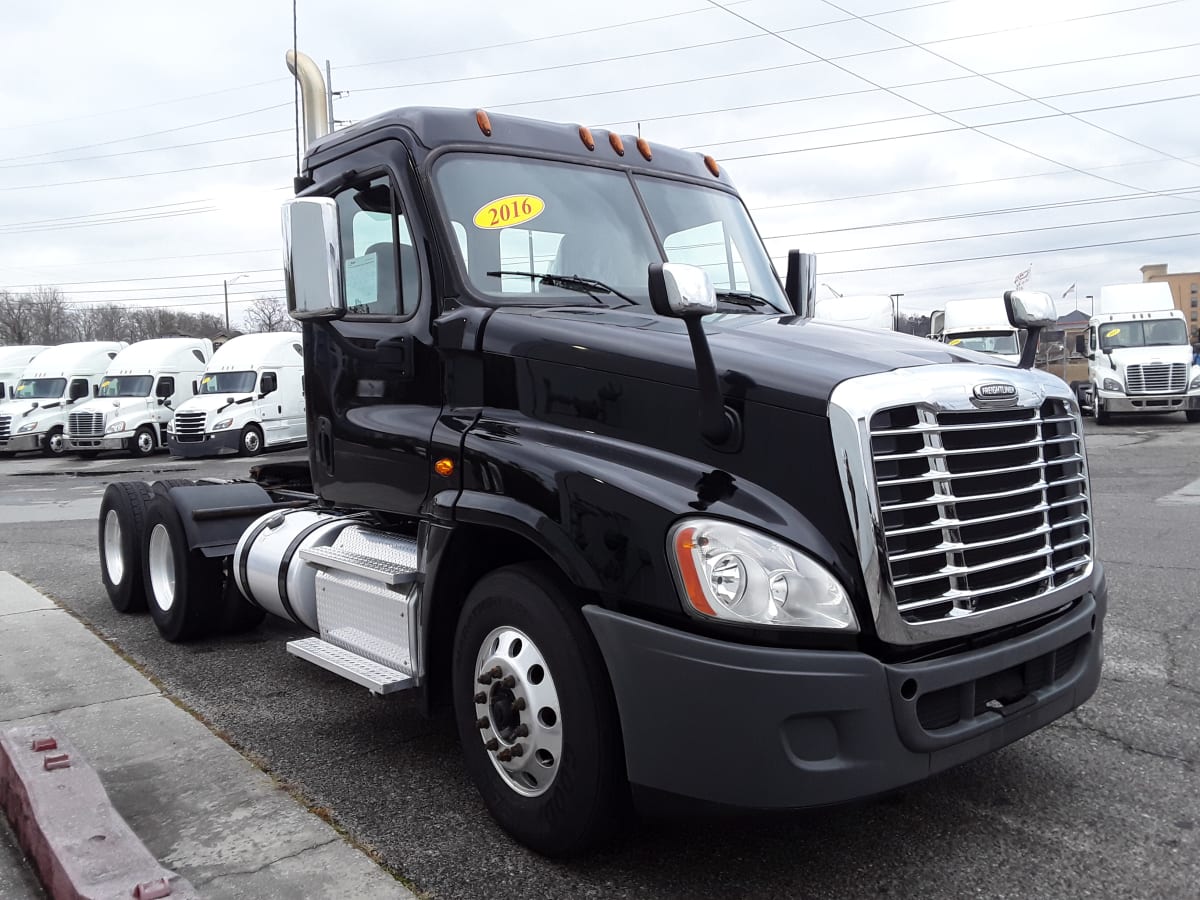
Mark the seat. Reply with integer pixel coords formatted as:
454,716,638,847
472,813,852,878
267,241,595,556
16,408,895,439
362,242,420,315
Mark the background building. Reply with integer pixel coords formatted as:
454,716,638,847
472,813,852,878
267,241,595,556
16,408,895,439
1140,264,1200,341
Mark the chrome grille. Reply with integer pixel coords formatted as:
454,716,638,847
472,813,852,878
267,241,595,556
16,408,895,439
172,410,207,442
870,399,1091,624
0,415,9,440
1125,363,1186,395
68,411,105,438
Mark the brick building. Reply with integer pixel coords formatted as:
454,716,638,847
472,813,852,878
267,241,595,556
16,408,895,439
1140,263,1200,341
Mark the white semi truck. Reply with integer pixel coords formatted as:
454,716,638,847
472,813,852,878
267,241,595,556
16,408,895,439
0,345,47,400
1077,282,1200,424
813,295,895,331
0,341,127,457
930,298,1023,364
65,338,213,458
165,332,306,457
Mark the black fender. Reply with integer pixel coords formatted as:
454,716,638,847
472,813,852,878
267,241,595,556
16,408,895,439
158,483,274,558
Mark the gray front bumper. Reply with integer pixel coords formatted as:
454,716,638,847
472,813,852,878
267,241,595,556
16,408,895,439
1102,394,1200,413
65,435,127,452
585,565,1106,810
0,433,42,453
167,430,241,458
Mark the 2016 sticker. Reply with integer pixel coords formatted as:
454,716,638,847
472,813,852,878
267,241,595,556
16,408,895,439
1105,328,1121,338
473,194,545,229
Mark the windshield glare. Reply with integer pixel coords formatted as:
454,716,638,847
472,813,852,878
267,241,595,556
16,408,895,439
1099,319,1188,350
99,375,153,398
199,371,257,394
432,154,787,311
14,378,66,399
947,331,1019,355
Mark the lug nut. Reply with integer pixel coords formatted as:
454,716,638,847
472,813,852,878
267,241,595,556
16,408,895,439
500,675,516,689
473,692,487,704
512,724,529,738
484,738,499,751
512,697,526,712
477,666,502,685
476,717,489,729
510,743,525,758
497,748,513,762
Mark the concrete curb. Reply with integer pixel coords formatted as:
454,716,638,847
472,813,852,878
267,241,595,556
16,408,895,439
0,727,197,900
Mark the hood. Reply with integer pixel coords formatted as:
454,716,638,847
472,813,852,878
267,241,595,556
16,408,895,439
175,393,253,415
71,397,152,416
1105,344,1193,368
482,307,999,415
0,398,60,420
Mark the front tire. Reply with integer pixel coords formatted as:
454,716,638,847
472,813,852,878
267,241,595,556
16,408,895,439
1094,390,1111,426
238,423,263,457
98,481,153,613
452,562,626,856
130,425,157,458
41,426,66,456
141,496,222,642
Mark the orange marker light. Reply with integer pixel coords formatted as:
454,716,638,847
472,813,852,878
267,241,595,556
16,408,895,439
636,136,652,161
475,109,492,137
578,125,595,151
674,526,715,616
703,154,720,177
435,458,455,477
608,132,625,156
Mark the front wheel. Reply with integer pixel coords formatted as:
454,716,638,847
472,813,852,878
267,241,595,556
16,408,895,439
130,425,157,458
238,423,263,457
41,426,66,456
1094,391,1111,426
452,563,627,856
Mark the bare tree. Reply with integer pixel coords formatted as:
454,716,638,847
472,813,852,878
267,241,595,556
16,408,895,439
241,295,298,333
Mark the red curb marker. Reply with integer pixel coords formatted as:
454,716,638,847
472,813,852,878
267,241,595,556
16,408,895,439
0,725,198,900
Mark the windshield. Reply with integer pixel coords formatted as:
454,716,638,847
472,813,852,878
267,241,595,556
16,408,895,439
14,378,66,399
946,331,1020,355
432,154,787,311
1099,319,1188,350
199,371,256,394
98,375,153,398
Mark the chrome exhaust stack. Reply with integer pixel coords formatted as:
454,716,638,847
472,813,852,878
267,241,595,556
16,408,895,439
286,50,330,149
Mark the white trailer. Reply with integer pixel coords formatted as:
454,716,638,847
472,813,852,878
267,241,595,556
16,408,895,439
934,298,1023,364
0,342,127,457
166,332,306,457
1078,282,1200,424
813,296,895,331
0,346,47,400
65,338,213,458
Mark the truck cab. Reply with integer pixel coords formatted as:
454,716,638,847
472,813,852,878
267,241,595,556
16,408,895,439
932,298,1024,365
65,338,212,458
0,346,47,404
0,342,126,457
165,332,305,457
97,64,1105,857
1077,282,1200,424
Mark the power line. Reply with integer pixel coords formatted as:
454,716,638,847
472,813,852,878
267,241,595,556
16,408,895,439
820,0,1200,174
0,248,276,272
60,280,283,298
703,0,1200,205
0,128,293,170
0,155,291,192
0,187,292,231
4,267,280,290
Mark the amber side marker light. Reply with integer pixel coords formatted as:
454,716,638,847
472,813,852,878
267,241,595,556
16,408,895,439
673,525,715,616
703,154,720,177
435,458,456,477
475,109,492,137
579,125,596,151
636,136,652,161
608,132,625,156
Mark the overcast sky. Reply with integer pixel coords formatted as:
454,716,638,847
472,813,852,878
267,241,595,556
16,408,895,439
3,0,1199,325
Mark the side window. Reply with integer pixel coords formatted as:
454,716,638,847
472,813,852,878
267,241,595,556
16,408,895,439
156,376,175,398
661,221,747,291
334,176,419,317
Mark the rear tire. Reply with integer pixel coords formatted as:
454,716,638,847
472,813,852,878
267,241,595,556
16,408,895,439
452,562,627,856
98,481,153,613
141,496,222,642
130,425,157,458
238,424,263,457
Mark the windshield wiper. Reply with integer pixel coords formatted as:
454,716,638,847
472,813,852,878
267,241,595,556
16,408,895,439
715,290,773,310
485,270,636,307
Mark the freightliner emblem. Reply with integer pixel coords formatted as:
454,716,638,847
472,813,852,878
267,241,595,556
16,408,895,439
973,382,1018,403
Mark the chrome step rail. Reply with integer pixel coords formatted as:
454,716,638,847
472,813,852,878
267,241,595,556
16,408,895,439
286,637,414,694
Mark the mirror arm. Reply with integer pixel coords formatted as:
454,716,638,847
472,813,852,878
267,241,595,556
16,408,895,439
1018,325,1043,369
683,316,736,445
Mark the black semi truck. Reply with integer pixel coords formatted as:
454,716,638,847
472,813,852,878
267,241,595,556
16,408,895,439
95,52,1105,856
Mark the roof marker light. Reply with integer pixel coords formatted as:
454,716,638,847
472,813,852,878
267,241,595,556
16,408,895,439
578,126,596,151
609,132,625,156
636,136,652,161
704,154,720,177
475,109,492,137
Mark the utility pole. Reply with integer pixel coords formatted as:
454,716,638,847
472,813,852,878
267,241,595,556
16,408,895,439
889,293,904,332
326,60,335,133
223,274,248,331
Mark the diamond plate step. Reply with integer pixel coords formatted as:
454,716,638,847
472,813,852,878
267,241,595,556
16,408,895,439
286,637,414,694
299,545,418,586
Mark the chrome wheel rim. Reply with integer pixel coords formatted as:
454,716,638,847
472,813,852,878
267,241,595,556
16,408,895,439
473,626,562,797
48,432,64,454
244,430,260,453
103,509,124,584
137,431,154,454
148,524,176,612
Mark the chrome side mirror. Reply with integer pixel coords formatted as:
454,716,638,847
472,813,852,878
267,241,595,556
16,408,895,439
648,263,717,318
1004,290,1056,329
282,197,345,321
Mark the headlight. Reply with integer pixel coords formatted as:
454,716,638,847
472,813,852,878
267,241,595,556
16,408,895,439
105,420,125,434
213,418,233,430
17,421,37,433
1190,368,1200,390
668,518,858,631
1102,378,1123,392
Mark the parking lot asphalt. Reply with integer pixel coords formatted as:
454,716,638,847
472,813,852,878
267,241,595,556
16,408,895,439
0,420,1197,900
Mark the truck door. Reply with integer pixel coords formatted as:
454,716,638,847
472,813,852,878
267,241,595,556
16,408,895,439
305,144,442,516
